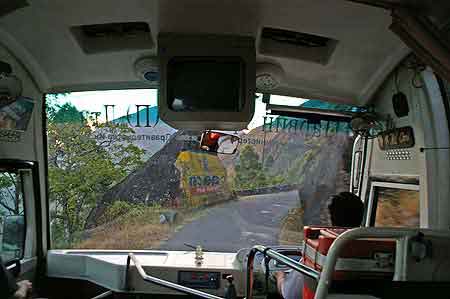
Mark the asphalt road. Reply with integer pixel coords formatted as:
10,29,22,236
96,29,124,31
160,190,300,252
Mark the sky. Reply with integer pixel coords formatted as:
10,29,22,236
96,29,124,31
54,89,308,130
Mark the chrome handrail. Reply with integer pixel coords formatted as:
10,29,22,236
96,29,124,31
246,245,320,299
126,253,224,299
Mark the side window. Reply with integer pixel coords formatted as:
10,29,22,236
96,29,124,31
0,171,25,263
373,187,420,228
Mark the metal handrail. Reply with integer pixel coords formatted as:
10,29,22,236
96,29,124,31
91,290,113,299
246,245,320,299
126,253,224,299
314,227,450,299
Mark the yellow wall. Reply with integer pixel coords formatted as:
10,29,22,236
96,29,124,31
175,151,231,207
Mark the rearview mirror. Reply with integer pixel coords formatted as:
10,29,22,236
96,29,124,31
199,131,240,155
1,215,25,262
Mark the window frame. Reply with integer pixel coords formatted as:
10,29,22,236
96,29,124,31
365,181,420,227
0,166,27,264
0,160,41,268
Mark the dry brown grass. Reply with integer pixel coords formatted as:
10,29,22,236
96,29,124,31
279,207,304,245
76,205,207,250
77,222,172,249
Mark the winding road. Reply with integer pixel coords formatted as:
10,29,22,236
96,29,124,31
161,190,300,252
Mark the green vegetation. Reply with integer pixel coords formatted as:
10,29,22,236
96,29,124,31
234,145,284,190
46,97,145,248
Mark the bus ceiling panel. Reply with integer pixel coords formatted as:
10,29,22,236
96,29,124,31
345,0,450,14
0,0,412,105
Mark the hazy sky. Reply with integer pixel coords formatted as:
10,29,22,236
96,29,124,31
55,89,307,130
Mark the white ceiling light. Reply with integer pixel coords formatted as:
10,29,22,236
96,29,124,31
256,63,284,92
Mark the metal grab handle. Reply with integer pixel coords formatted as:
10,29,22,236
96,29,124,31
246,245,320,299
126,253,224,299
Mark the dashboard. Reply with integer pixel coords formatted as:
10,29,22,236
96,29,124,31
47,250,245,297
47,246,302,298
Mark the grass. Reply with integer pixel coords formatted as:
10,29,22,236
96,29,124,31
278,207,304,245
77,204,208,250
77,222,171,249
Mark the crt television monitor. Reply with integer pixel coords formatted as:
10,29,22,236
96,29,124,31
158,33,255,130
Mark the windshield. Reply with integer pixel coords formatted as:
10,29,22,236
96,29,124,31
45,90,355,252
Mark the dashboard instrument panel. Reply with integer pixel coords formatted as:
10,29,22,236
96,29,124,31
178,271,221,289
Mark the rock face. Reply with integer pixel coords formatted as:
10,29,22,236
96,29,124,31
85,130,196,228
227,123,354,226
85,130,233,229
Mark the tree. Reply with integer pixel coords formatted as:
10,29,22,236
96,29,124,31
234,145,268,190
47,100,145,247
0,173,23,216
51,102,84,124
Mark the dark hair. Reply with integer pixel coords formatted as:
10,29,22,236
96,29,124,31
328,192,364,227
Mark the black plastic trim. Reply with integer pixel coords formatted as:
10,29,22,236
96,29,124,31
41,95,51,251
0,160,41,267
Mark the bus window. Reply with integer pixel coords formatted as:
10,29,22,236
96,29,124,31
374,187,420,228
45,91,357,250
0,171,25,263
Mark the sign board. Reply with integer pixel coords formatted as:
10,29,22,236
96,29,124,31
175,151,231,207
377,126,415,150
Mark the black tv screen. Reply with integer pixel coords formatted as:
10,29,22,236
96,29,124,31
167,57,244,112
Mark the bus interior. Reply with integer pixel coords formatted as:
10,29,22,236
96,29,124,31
0,1,450,299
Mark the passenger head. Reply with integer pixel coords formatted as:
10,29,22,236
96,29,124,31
328,192,364,227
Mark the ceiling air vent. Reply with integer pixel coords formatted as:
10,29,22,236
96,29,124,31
259,27,338,65
71,22,153,54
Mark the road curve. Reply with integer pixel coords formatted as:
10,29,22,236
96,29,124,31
160,190,300,252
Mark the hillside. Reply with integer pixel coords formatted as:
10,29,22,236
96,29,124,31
86,130,233,229
85,130,195,228
227,121,353,225
87,103,354,229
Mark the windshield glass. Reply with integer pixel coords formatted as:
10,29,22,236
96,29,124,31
45,90,355,251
